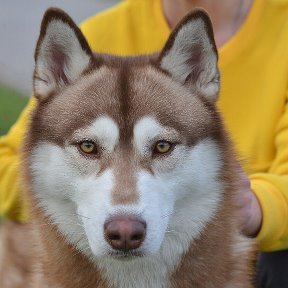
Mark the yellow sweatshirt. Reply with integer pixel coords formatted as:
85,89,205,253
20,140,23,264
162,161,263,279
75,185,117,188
1,0,288,251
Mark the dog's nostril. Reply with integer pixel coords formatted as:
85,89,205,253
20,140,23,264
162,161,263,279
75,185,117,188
109,233,121,241
104,215,146,251
131,233,143,241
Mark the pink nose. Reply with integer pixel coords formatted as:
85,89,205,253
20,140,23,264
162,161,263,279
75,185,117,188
104,215,146,251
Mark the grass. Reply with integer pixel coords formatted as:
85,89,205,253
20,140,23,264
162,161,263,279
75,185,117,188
0,85,29,135
0,86,29,223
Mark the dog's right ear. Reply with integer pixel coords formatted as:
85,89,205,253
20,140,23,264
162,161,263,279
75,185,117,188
158,10,219,102
33,8,93,100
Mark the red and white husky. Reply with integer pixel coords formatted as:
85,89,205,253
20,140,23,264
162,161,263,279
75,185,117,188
1,8,254,288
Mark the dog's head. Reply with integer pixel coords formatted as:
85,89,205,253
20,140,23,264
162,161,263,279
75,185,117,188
26,8,227,260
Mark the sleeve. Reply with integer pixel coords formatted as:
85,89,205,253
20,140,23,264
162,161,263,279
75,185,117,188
251,94,288,251
0,97,36,222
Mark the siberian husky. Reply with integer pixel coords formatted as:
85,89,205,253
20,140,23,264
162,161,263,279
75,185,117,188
1,8,254,288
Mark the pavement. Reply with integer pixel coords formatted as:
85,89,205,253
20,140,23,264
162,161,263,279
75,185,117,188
0,0,118,95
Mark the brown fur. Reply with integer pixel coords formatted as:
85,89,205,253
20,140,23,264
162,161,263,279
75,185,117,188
0,8,256,287
0,221,35,288
112,151,139,205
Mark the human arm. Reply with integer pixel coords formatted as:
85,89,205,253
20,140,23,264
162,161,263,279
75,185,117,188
251,98,288,251
237,98,288,251
0,97,36,222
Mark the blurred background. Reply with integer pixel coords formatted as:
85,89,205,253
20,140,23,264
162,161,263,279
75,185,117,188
0,0,119,135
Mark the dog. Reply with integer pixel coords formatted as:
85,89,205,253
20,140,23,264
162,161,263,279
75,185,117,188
1,7,255,288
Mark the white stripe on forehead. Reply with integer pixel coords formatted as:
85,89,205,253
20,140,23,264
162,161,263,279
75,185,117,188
73,116,119,152
133,117,163,155
133,116,181,156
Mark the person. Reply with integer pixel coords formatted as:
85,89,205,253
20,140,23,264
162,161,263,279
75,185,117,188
0,0,288,286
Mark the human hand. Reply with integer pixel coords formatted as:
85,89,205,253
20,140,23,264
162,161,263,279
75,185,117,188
235,164,263,237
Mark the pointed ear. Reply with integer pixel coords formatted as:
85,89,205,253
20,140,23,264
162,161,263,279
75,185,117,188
158,9,219,101
33,8,93,100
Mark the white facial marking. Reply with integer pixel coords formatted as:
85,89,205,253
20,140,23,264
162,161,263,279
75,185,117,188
73,116,119,152
30,143,88,251
134,117,162,155
134,116,181,157
30,141,116,256
76,169,115,256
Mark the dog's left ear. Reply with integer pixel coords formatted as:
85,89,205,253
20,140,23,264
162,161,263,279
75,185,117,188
33,8,93,100
158,10,219,101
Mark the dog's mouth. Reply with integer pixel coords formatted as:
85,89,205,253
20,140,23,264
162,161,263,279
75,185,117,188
108,250,145,260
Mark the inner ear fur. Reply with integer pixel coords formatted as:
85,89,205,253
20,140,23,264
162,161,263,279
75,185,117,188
158,9,220,101
35,8,92,61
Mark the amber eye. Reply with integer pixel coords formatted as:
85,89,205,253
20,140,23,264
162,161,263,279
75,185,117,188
154,141,172,155
78,141,97,155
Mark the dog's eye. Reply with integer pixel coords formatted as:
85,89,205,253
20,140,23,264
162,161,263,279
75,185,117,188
153,141,172,155
78,141,97,155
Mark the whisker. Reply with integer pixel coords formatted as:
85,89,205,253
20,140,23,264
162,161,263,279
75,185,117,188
76,213,91,220
165,230,175,233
